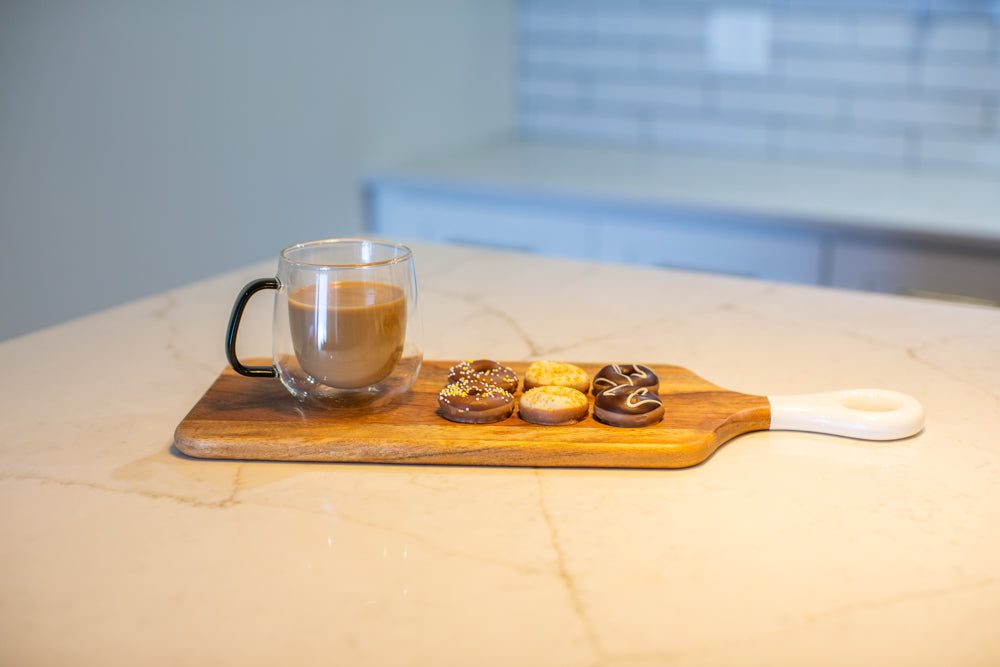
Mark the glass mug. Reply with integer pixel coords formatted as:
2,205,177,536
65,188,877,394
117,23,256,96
225,239,422,407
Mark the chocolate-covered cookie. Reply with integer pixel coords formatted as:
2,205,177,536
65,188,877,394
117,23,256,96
448,359,519,393
593,385,664,428
592,364,659,395
439,379,515,424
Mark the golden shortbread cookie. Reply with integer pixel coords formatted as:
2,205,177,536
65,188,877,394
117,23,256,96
522,361,590,394
518,385,589,426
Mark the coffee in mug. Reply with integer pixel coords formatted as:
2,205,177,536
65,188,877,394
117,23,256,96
287,281,406,389
226,239,422,407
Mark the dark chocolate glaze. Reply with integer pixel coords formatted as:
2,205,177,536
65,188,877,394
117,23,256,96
593,385,664,428
592,364,659,395
594,385,662,414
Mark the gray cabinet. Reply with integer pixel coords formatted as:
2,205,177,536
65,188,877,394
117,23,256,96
368,181,1000,305
830,238,1000,305
594,218,825,284
369,186,600,258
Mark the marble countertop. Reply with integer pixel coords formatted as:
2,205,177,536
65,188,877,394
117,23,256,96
370,140,1000,243
2,241,999,665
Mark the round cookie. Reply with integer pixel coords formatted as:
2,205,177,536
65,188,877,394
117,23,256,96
593,385,664,428
439,379,515,424
519,386,589,426
523,361,590,394
448,359,519,394
592,363,660,395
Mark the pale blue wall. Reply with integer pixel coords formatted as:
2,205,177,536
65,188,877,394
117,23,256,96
0,0,515,340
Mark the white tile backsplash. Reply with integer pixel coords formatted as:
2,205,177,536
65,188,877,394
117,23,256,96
923,19,998,54
590,79,704,111
559,44,645,74
917,59,1000,94
772,13,855,49
777,125,910,162
919,134,1000,169
777,53,913,87
714,85,844,121
517,0,1000,174
521,108,643,145
648,48,708,76
520,75,585,103
849,94,987,129
855,17,916,50
580,9,683,40
652,114,772,152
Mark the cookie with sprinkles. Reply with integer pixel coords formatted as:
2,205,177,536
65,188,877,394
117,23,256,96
448,359,519,394
438,378,516,424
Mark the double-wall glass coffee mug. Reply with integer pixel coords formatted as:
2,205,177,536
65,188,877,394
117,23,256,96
225,239,422,408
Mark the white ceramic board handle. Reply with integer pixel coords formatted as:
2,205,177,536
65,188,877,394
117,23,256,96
768,389,924,441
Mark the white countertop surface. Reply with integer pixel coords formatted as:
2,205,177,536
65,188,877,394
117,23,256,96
372,140,1000,242
2,241,1000,665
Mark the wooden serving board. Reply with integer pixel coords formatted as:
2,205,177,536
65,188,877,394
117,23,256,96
174,361,771,469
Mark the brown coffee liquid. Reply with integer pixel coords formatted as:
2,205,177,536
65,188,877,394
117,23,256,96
288,281,406,389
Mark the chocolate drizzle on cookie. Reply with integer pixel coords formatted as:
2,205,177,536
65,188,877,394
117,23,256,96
592,364,659,395
593,385,664,428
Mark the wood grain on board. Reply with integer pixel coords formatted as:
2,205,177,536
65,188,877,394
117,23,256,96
174,361,771,468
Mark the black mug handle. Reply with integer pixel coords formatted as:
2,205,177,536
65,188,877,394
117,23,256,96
225,278,279,378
